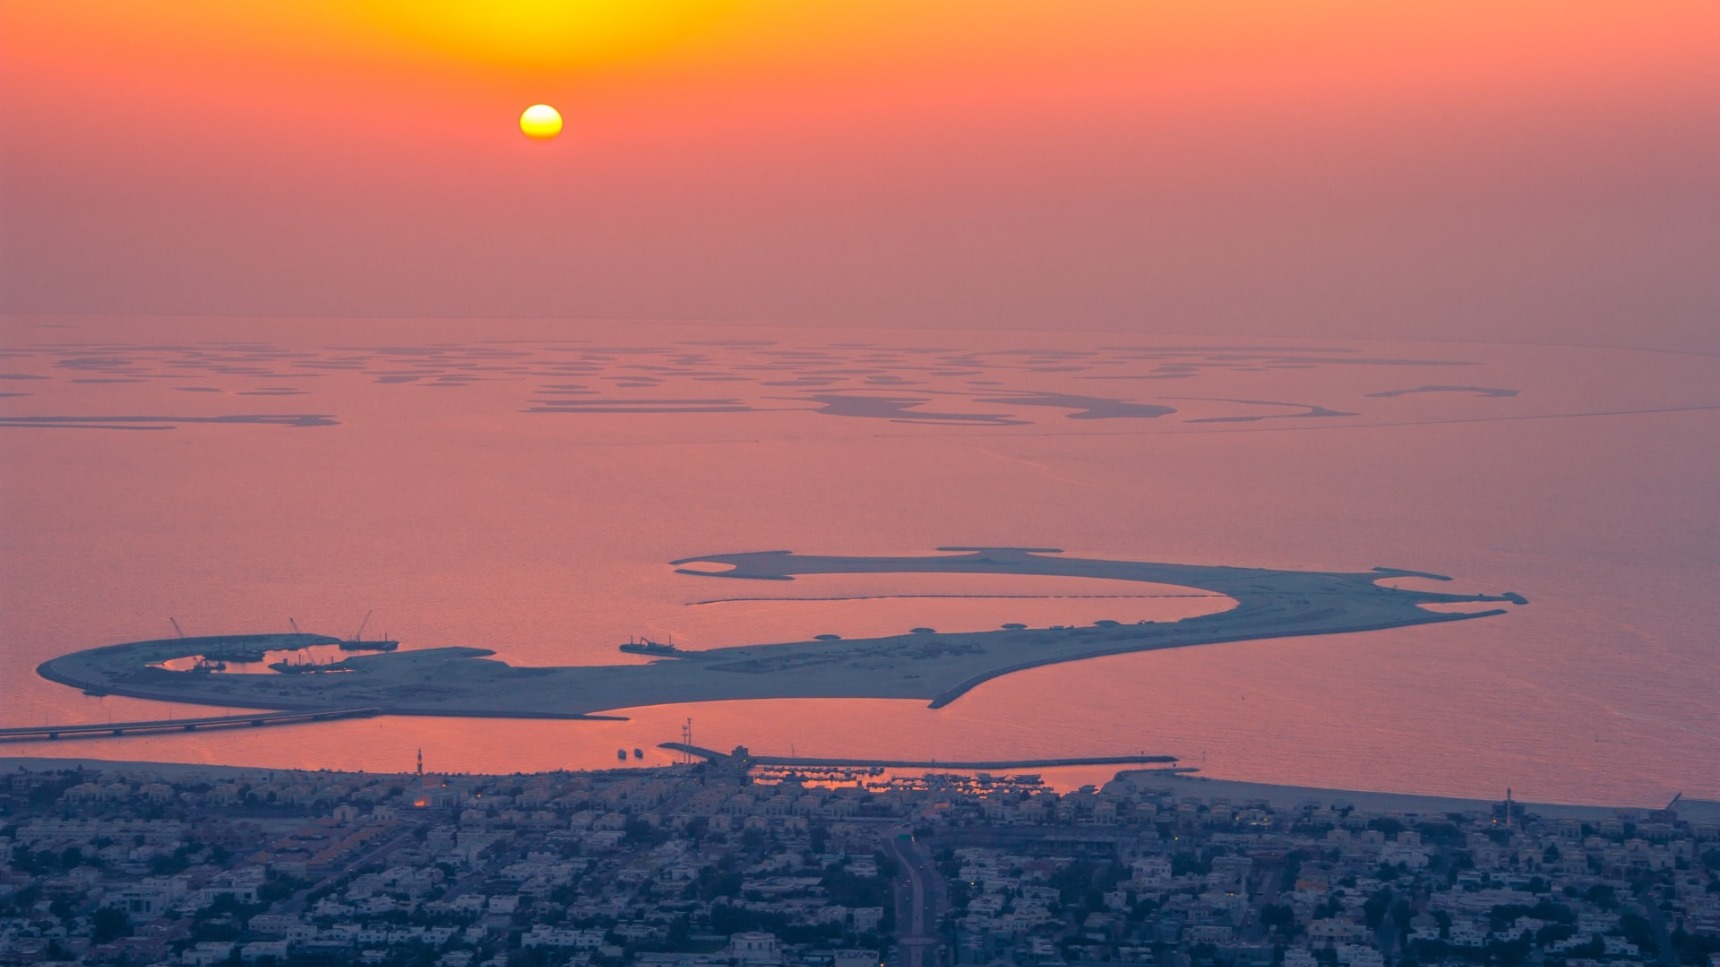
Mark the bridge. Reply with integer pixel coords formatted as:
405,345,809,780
0,708,380,743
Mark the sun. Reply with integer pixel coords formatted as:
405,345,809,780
520,104,563,140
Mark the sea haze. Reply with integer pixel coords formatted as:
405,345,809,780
1,315,1715,805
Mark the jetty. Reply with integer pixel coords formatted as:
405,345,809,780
658,742,1179,771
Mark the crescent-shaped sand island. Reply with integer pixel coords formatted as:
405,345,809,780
37,548,1527,718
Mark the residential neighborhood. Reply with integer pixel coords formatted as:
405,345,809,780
3,759,1716,967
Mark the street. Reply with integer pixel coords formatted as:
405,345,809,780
882,827,944,967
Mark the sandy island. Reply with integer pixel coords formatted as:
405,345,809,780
34,548,1526,719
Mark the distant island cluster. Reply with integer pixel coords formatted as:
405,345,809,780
0,337,1520,431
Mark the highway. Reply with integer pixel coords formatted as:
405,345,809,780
881,827,944,967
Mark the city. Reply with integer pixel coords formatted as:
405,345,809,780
4,757,1717,967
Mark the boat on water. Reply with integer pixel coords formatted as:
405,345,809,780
618,636,679,656
632,748,644,759
617,749,628,761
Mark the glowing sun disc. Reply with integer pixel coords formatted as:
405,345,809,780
520,104,563,140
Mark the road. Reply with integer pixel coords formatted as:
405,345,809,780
1631,881,1680,967
1241,866,1281,943
881,827,944,967
282,824,421,915
133,820,419,955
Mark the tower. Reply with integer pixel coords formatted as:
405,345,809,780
416,748,423,777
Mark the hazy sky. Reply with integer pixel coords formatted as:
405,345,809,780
3,0,1717,351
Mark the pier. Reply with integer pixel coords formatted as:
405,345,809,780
657,742,1177,771
0,707,379,743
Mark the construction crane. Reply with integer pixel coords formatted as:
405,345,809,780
288,618,301,634
169,617,186,639
350,610,373,643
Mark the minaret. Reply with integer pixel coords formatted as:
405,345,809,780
417,748,423,777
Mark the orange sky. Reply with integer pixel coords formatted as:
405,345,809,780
3,0,1717,349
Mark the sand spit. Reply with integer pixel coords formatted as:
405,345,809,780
1116,771,1707,821
35,548,1526,720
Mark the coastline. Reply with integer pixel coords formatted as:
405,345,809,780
1117,770,1720,822
7,754,1714,823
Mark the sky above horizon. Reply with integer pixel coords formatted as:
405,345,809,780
3,1,1718,351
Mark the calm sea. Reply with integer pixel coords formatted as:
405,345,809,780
2,316,1715,805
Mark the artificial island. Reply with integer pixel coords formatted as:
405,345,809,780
32,548,1527,722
